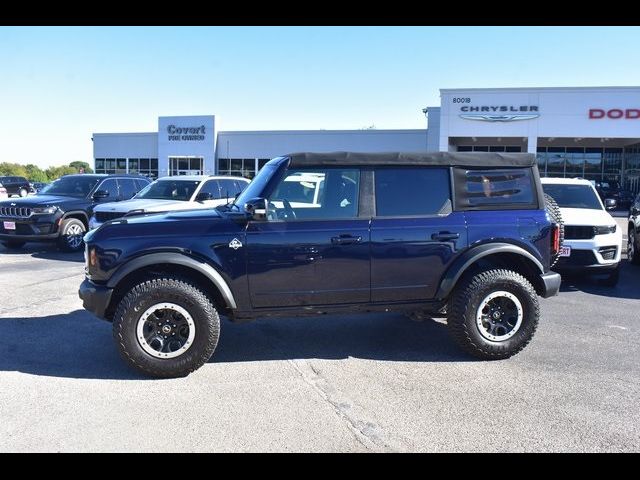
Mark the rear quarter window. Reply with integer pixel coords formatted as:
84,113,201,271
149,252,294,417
375,167,452,217
454,168,536,210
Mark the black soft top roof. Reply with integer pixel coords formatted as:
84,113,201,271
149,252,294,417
286,151,536,168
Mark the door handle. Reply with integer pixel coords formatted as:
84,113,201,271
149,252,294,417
331,235,362,245
431,232,460,241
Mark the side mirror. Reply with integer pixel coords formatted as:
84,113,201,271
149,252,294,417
195,191,213,202
605,198,617,210
92,190,110,201
631,206,639,216
244,197,268,221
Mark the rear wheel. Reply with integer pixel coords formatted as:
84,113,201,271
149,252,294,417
448,269,539,359
113,276,220,378
19,188,28,197
57,218,86,252
1,240,25,249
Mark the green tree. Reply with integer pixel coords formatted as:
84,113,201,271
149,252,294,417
0,162,29,178
69,161,94,174
46,165,77,182
23,164,49,183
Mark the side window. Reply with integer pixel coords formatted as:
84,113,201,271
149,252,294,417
455,168,535,208
118,179,138,199
268,168,360,220
375,168,451,217
97,179,118,199
199,180,222,199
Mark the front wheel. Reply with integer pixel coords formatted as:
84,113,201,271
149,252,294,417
57,218,86,252
113,276,220,378
628,229,640,265
19,188,28,197
447,269,540,360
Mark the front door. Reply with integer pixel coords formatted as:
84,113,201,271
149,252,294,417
246,167,370,308
370,167,467,302
169,157,203,176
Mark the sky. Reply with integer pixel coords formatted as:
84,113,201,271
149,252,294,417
0,26,639,167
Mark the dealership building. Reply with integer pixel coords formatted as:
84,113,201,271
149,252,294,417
93,86,640,190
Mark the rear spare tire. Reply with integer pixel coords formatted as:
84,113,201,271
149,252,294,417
544,193,564,268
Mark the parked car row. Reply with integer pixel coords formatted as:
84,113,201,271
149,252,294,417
0,173,250,252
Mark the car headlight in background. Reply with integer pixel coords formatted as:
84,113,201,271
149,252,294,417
594,225,617,235
124,209,145,216
31,206,58,214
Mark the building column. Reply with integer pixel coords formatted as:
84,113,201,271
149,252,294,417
527,135,538,154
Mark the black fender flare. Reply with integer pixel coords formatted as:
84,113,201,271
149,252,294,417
436,242,544,299
61,210,89,226
106,252,237,309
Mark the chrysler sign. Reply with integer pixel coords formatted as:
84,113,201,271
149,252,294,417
589,109,640,119
459,105,540,122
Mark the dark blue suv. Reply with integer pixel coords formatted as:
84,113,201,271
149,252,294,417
79,152,562,378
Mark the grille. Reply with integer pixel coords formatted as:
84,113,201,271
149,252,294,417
564,225,595,240
599,247,617,261
95,211,124,223
0,206,32,218
557,250,598,266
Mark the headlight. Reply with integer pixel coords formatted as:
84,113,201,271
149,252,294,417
124,209,145,216
594,225,617,235
31,206,58,214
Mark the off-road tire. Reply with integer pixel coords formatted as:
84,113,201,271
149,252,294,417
113,276,220,378
448,269,540,360
544,192,564,268
56,218,86,252
628,227,640,265
1,240,25,249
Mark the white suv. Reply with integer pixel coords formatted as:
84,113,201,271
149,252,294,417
542,177,622,286
89,175,250,230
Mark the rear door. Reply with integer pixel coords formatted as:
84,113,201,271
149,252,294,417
370,167,467,302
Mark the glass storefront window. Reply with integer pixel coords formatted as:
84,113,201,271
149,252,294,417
546,153,565,176
565,152,584,176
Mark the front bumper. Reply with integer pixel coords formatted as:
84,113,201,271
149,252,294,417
0,213,61,242
79,278,113,321
540,271,561,298
555,231,622,272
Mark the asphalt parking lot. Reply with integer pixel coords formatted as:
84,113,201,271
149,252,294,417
0,218,638,452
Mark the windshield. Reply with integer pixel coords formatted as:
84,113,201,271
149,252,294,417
233,163,279,209
134,180,201,201
542,184,603,210
39,176,101,197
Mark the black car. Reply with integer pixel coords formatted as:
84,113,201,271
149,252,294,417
79,152,563,378
627,193,640,265
30,181,49,194
594,180,634,209
0,174,151,252
0,176,31,198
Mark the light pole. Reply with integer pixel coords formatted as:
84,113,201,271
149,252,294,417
422,108,429,151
